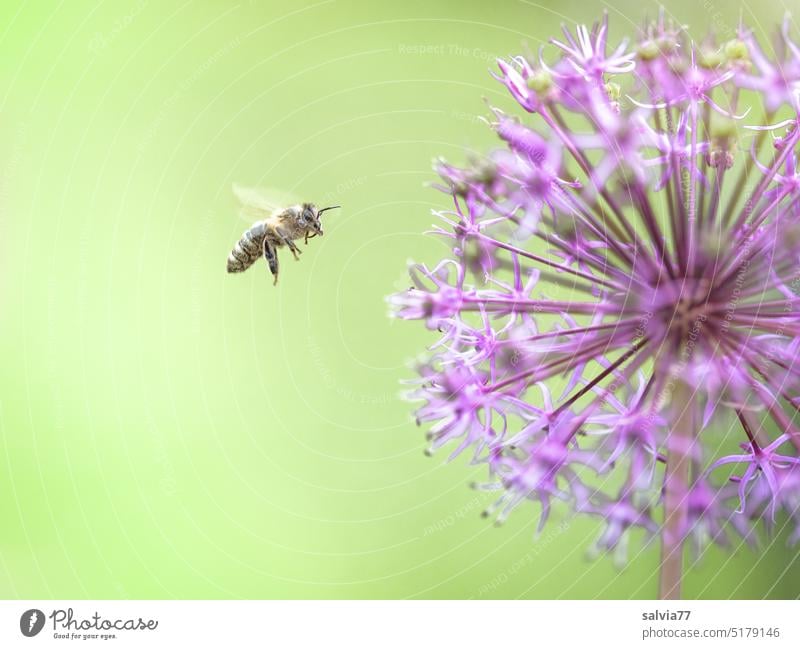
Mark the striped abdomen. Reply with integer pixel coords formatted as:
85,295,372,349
227,221,267,273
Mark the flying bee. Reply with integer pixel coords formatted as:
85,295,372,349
226,184,340,285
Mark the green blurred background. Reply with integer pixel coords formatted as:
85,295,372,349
1,0,799,599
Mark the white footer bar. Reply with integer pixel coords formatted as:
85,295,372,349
0,600,796,647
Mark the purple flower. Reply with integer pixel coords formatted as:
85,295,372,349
738,17,800,113
388,259,465,327
548,14,636,81
708,432,800,522
583,488,659,567
745,464,800,544
478,409,602,531
389,13,800,598
684,478,756,558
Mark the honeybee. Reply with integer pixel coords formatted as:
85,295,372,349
227,184,340,285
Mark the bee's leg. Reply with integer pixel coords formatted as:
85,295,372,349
277,229,302,260
263,238,279,285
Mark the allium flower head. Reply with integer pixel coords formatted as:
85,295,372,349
390,11,800,598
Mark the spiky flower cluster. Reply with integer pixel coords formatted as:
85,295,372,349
390,12,800,595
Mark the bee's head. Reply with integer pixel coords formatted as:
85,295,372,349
302,203,340,237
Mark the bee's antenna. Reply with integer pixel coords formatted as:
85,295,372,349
317,205,341,217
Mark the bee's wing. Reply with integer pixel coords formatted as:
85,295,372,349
232,184,299,223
